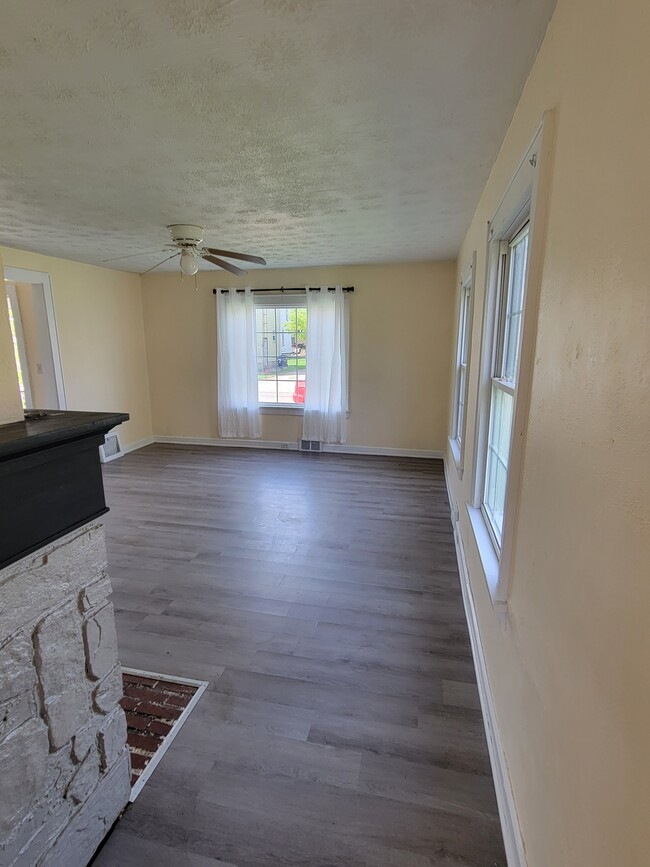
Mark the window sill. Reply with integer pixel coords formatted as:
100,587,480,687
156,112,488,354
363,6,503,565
259,405,352,418
259,404,304,415
466,503,505,611
448,436,464,479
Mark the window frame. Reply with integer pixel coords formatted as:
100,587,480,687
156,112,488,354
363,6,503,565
480,216,529,553
449,254,476,477
468,114,554,605
254,293,307,413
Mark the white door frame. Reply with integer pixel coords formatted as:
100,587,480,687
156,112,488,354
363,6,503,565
3,266,67,410
4,282,33,408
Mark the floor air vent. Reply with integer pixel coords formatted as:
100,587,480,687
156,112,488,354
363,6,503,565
299,439,322,453
99,431,123,463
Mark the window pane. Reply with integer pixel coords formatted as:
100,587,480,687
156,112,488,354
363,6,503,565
255,307,277,333
503,228,529,382
459,287,470,365
453,285,471,439
255,304,307,404
457,365,466,443
483,385,514,544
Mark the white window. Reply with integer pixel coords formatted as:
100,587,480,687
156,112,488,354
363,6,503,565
468,115,553,604
255,300,307,407
450,258,474,474
217,287,350,433
482,222,529,547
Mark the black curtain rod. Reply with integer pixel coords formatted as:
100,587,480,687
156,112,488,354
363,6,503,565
213,286,354,295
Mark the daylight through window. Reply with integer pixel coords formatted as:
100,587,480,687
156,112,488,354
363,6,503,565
482,223,530,546
256,304,307,405
452,270,472,448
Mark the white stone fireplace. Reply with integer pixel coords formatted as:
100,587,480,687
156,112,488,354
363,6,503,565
0,408,132,866
0,521,130,866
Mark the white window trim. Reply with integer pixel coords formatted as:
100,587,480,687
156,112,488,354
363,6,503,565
480,219,530,551
254,293,307,412
449,252,476,478
258,404,304,413
259,405,304,415
469,111,555,604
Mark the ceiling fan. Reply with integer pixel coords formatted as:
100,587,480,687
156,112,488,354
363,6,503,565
102,225,267,277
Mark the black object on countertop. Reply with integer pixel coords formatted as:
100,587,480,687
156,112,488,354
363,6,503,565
0,409,129,571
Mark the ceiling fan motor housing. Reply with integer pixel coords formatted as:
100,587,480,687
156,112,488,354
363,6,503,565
168,224,204,247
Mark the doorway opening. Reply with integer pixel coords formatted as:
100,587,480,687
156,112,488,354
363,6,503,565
3,267,66,411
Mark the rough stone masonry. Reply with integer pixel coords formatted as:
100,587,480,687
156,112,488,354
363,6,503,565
0,522,130,867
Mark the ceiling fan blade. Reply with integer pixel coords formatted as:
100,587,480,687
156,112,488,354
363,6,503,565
140,251,180,275
202,247,266,265
202,253,247,276
102,249,167,263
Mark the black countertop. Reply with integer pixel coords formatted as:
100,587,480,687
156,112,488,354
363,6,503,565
0,410,129,459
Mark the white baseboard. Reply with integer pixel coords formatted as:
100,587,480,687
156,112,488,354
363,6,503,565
443,456,526,867
122,435,155,454
152,436,444,460
323,443,445,459
153,435,298,451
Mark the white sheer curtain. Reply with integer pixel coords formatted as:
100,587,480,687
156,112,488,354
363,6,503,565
302,285,348,443
216,287,261,438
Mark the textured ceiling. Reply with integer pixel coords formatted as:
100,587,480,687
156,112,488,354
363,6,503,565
0,0,555,273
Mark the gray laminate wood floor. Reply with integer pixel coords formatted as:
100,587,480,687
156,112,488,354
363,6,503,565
93,445,506,867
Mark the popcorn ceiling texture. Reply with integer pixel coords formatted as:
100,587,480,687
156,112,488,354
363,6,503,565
0,0,555,272
0,523,130,867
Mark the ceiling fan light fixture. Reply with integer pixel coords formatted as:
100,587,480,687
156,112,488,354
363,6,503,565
125,225,265,277
180,248,199,276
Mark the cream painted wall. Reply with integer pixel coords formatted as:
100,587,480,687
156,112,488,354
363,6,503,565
0,247,153,446
445,1,650,865
0,251,23,424
141,262,455,451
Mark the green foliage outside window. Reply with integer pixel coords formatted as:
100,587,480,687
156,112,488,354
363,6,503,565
282,307,307,344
